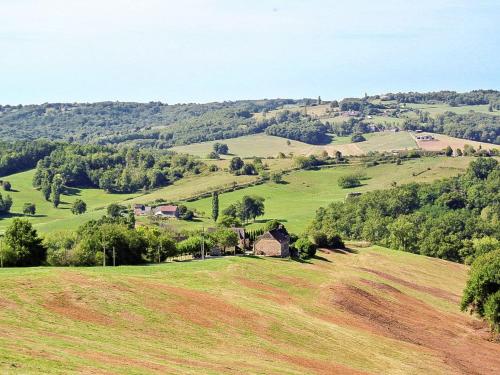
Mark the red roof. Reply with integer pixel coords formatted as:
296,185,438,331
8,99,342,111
157,205,178,212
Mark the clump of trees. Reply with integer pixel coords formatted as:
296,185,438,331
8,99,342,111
229,157,257,175
32,144,204,195
264,110,331,145
311,158,499,263
71,199,87,215
338,174,361,189
0,192,13,214
351,133,366,143
22,203,36,216
221,195,265,224
461,250,500,332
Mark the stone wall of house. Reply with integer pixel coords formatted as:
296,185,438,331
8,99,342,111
254,239,283,257
281,243,290,258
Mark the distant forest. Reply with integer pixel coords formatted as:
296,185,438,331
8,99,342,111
0,90,499,147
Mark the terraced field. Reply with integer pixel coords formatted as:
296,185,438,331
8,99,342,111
1,245,498,374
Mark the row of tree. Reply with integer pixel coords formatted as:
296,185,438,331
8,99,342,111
32,144,204,195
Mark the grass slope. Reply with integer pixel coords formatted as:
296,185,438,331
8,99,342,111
170,157,474,233
170,132,418,159
1,246,498,374
0,170,139,233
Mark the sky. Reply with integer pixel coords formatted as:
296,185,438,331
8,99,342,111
0,0,499,104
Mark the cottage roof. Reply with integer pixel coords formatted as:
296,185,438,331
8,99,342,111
157,205,178,213
258,228,289,244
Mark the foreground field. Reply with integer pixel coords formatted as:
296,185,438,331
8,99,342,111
0,246,498,374
175,157,474,233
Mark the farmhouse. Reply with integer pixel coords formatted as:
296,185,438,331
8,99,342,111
134,204,152,216
154,205,179,219
254,227,290,257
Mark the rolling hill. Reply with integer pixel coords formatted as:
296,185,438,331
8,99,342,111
0,245,498,374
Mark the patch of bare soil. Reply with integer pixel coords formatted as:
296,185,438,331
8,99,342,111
140,281,266,331
236,276,295,304
44,292,112,326
275,353,369,375
71,350,174,374
359,268,461,303
328,280,500,375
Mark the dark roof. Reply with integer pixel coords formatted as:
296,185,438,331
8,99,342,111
258,229,289,244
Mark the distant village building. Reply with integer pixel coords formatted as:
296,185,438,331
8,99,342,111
154,205,179,219
415,134,434,141
134,204,152,216
254,227,290,257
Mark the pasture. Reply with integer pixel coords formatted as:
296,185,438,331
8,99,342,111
0,170,139,233
0,245,498,374
170,132,420,159
167,157,474,233
404,103,493,115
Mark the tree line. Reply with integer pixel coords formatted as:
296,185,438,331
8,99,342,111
31,144,204,195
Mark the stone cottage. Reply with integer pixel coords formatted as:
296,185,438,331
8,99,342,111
254,227,290,257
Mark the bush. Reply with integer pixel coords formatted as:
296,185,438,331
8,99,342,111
338,174,361,189
207,151,220,159
311,231,345,248
2,181,11,191
351,133,366,143
294,237,317,258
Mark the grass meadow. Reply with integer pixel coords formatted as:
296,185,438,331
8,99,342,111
2,245,497,374
163,157,474,233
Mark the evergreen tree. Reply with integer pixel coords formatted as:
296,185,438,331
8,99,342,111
212,191,219,222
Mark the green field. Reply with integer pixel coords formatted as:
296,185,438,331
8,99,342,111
0,170,139,233
170,132,420,159
0,157,474,235
357,131,417,153
170,157,473,233
1,245,498,374
404,103,494,115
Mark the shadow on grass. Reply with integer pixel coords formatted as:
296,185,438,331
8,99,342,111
242,255,265,260
252,218,289,224
64,187,83,196
328,247,359,255
290,257,313,264
1,212,47,218
313,255,332,262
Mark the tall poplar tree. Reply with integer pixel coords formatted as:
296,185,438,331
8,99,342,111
212,191,219,222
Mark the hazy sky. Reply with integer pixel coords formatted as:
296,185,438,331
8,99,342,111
1,0,499,104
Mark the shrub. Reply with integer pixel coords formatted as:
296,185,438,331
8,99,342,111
294,237,317,258
351,133,366,143
311,231,345,248
2,181,11,191
338,174,361,189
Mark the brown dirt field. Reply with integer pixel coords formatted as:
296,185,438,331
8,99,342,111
274,353,369,375
327,281,500,375
44,292,113,326
139,281,267,331
415,133,499,152
359,268,461,303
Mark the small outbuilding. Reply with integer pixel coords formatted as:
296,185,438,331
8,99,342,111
254,227,290,257
154,205,179,219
